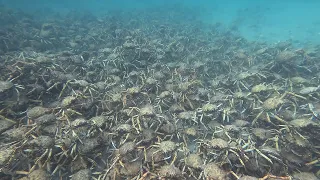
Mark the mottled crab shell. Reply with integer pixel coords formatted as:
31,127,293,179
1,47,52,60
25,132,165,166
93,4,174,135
127,86,141,94
159,140,176,153
178,111,195,120
251,83,268,93
90,116,107,127
202,103,217,112
252,128,273,141
119,141,136,156
110,93,122,102
146,148,164,163
290,76,309,85
209,138,229,149
203,163,226,180
158,164,182,178
233,119,249,127
3,126,28,141
27,106,49,119
78,138,100,154
120,161,140,176
158,90,171,98
71,118,87,127
29,135,54,149
299,86,320,95
237,72,252,80
262,97,283,110
140,104,155,116
0,81,14,100
233,91,248,99
0,81,13,93
115,123,132,133
28,169,50,180
290,118,318,128
185,154,203,168
61,96,77,108
184,127,197,136
145,77,157,85
292,172,319,180
35,114,57,125
71,169,91,180
0,147,15,167
276,50,297,62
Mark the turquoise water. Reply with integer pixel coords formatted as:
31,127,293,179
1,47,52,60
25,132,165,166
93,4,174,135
2,0,320,46
1,1,320,179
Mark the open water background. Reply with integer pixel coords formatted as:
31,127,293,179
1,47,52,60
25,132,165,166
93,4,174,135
2,0,320,46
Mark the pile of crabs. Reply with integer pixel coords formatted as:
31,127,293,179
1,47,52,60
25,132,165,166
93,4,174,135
1,5,320,180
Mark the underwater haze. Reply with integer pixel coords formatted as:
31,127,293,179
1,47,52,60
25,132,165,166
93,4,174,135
2,0,320,46
2,0,320,180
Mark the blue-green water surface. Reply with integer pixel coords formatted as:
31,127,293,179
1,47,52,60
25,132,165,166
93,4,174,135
2,0,320,46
